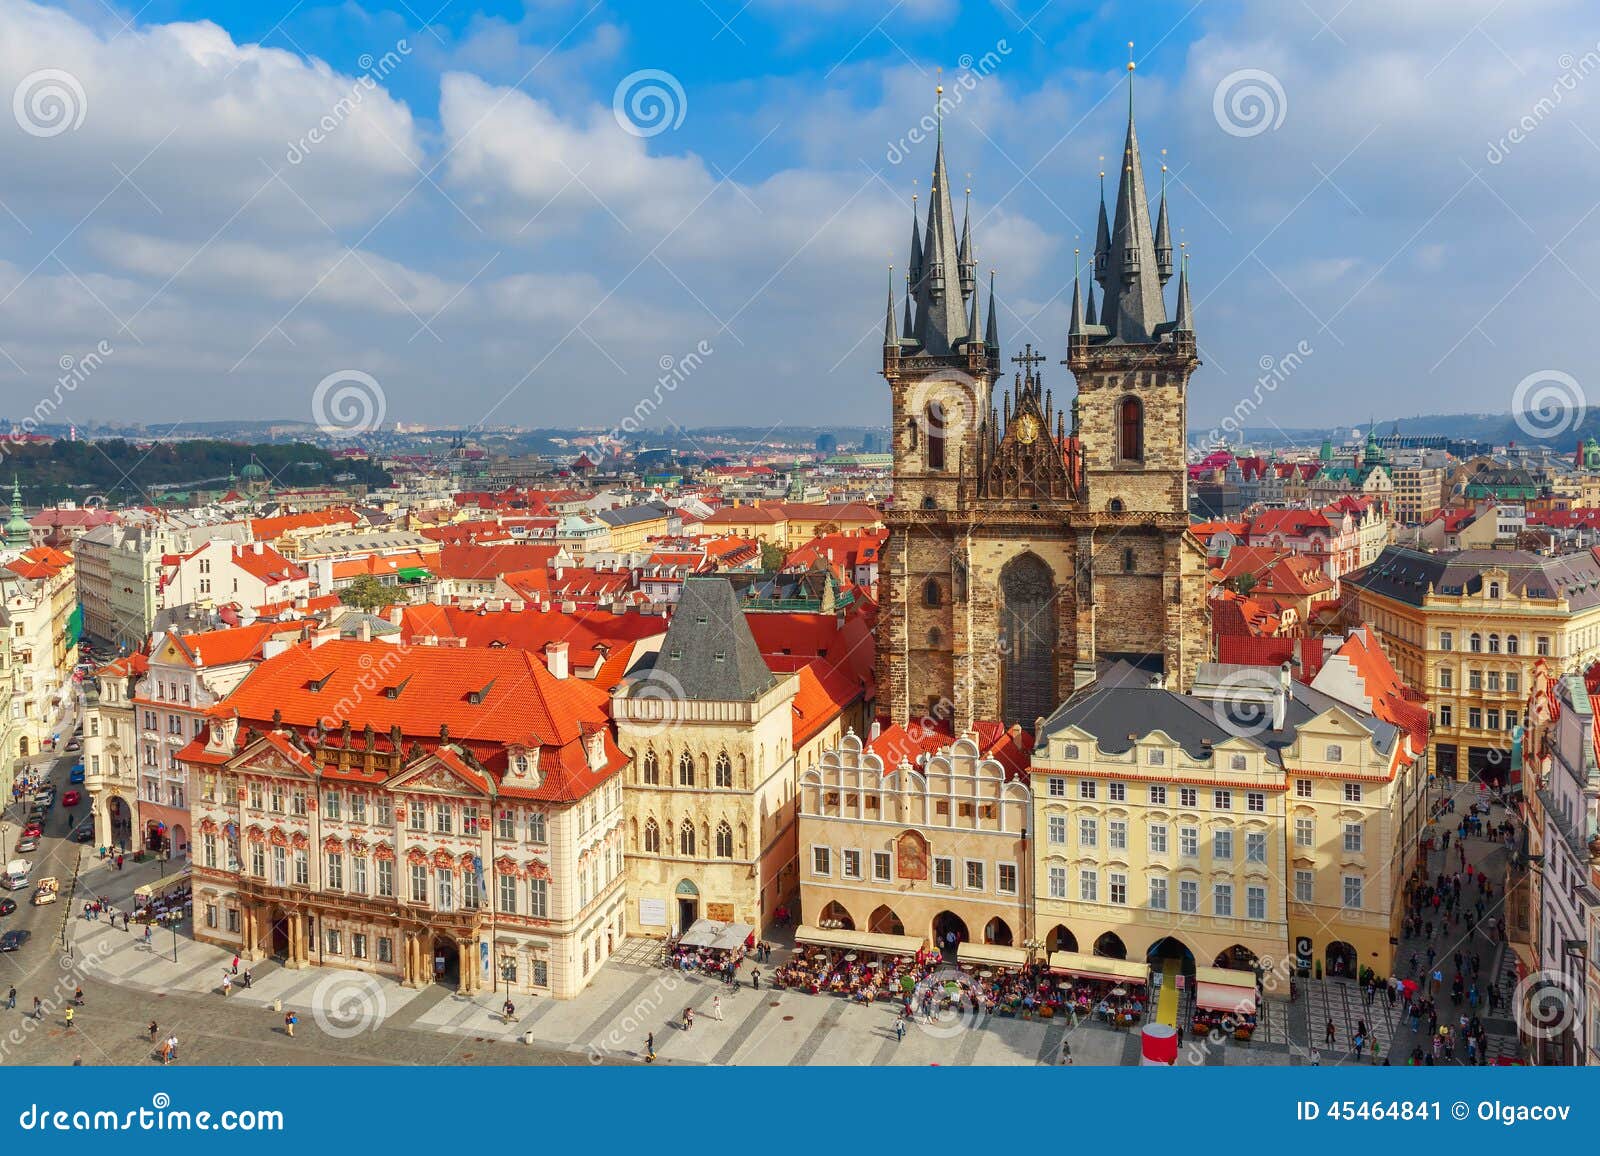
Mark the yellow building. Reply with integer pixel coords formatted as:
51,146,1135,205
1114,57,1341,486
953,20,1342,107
1347,545,1600,781
797,727,1031,952
1030,651,1421,981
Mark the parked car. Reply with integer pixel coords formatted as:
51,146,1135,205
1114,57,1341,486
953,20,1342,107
21,823,42,839
65,739,80,752
61,790,80,808
68,765,85,784
0,929,30,952
0,899,15,916
71,824,94,845
12,837,37,854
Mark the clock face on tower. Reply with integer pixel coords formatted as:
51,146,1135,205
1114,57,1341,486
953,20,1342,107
1015,413,1040,444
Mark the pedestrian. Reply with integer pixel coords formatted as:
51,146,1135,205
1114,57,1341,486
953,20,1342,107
64,1006,74,1030
167,1034,178,1062
895,1018,906,1043
645,1032,655,1063
682,1006,693,1031
116,854,123,871
1354,1033,1365,1060
712,995,724,1021
148,1020,158,1042
4,985,13,1010
158,1039,171,1065
242,969,252,989
73,986,83,1007
284,1012,296,1037
222,974,232,997
503,998,516,1023
751,969,761,990
1309,1046,1321,1066
31,996,42,1020
231,954,239,975
1325,1018,1336,1046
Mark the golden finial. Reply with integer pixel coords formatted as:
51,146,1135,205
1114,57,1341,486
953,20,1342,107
936,64,943,97
1127,41,1135,70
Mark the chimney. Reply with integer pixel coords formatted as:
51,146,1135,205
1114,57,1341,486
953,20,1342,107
254,542,265,555
545,641,570,679
358,619,372,642
1273,662,1291,731
388,606,403,626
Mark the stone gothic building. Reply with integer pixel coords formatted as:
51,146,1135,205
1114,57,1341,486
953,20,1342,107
877,76,1211,733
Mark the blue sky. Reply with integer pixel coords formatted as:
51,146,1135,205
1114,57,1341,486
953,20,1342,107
1,0,1596,437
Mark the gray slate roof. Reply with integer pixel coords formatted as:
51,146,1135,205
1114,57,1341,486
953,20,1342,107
1349,545,1600,611
643,576,775,702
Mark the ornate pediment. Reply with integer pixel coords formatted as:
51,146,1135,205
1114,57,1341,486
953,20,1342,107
390,748,490,797
977,348,1079,501
231,735,317,780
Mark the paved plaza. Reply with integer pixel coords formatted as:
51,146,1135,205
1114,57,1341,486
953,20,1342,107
0,770,1526,1068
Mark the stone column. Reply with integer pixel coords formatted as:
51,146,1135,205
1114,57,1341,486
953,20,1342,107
458,941,472,994
286,912,305,969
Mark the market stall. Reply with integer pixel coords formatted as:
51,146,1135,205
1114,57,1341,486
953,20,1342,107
669,918,752,975
1189,965,1259,1039
780,926,931,1001
132,866,192,925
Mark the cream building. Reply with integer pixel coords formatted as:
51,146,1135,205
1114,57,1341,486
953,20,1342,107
1030,653,1420,982
84,653,145,851
1347,546,1600,782
797,728,1031,951
615,577,800,936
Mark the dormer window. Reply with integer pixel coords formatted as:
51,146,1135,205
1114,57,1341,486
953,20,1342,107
586,733,606,770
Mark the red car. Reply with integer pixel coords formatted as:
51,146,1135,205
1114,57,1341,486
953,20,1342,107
22,823,42,839
61,790,80,808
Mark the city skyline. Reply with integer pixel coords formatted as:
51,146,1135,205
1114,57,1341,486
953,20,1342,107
0,0,1594,436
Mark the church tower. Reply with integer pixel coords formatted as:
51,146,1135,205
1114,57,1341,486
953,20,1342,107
1064,56,1208,691
876,58,1210,735
878,92,1001,730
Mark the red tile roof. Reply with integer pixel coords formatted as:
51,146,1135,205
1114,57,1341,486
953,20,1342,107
434,543,561,581
250,508,360,540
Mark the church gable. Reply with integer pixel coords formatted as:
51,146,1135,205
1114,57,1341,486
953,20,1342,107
977,346,1080,502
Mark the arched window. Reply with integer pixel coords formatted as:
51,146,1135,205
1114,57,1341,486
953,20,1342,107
679,820,696,856
1487,634,1501,654
923,578,942,608
1108,498,1125,514
926,401,947,471
714,752,732,788
715,821,733,858
643,818,660,853
1488,581,1501,599
906,417,918,451
1119,396,1143,462
642,749,659,785
1506,634,1519,655
1468,633,1482,653
678,751,695,786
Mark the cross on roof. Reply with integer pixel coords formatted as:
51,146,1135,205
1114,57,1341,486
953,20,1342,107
1011,344,1046,373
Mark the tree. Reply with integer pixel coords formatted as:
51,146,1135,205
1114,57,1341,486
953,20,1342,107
1229,571,1260,597
760,541,787,571
339,574,390,611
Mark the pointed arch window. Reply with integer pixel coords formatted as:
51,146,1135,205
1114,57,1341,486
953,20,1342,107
678,751,695,786
679,819,696,857
715,821,733,858
923,577,943,608
642,749,659,785
714,751,732,788
1119,396,1144,462
643,818,660,853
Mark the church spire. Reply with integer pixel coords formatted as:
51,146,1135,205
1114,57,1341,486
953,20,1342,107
1173,247,1193,333
6,475,28,549
883,266,900,348
902,271,914,339
984,269,999,351
1096,46,1167,343
1155,150,1174,285
1092,161,1110,284
907,192,923,289
911,79,971,355
958,187,976,301
1070,247,1084,337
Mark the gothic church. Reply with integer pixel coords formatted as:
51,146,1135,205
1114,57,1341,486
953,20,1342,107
876,72,1211,733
